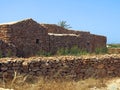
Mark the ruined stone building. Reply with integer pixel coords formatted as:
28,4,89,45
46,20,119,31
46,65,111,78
0,19,106,57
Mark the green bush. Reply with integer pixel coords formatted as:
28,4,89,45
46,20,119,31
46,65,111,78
78,49,88,55
70,46,80,55
57,48,69,55
57,46,88,56
36,50,52,57
95,47,108,54
34,47,108,57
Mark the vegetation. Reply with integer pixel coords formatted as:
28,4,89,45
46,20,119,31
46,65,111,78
36,46,108,57
58,21,72,29
0,50,13,58
0,72,108,90
107,44,120,48
57,46,88,56
0,47,109,58
3,71,120,90
95,47,108,54
36,50,51,57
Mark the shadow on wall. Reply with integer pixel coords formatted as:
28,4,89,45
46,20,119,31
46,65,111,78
0,40,16,57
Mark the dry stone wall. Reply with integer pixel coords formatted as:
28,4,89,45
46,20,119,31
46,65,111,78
49,35,89,54
0,54,120,80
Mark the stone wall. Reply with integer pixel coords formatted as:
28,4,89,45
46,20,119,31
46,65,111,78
0,54,120,80
42,24,107,53
90,34,107,52
48,34,106,54
49,35,89,54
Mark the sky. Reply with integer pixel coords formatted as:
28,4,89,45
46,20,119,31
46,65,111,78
0,0,120,43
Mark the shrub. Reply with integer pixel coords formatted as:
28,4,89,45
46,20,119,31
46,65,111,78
57,48,69,55
44,52,52,57
95,47,108,54
57,46,88,56
78,49,88,55
36,50,52,57
70,46,80,55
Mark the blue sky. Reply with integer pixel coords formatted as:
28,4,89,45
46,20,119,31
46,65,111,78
0,0,120,43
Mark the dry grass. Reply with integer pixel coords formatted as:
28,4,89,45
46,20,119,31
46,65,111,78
0,72,108,90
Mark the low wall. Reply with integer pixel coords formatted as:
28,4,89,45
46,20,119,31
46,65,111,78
0,54,120,80
108,48,120,54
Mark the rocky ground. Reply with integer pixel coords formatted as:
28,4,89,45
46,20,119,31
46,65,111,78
90,78,120,90
1,78,120,90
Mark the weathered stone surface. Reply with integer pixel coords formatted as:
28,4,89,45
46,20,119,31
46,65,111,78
97,64,104,69
0,54,120,79
0,40,16,57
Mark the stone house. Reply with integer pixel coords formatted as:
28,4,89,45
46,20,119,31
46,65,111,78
0,19,49,57
42,24,106,54
0,19,106,57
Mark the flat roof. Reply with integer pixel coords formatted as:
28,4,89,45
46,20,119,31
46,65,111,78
48,33,79,37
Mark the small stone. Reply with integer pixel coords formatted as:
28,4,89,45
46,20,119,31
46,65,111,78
97,64,104,69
